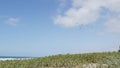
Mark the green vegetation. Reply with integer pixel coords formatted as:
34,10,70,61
0,52,120,68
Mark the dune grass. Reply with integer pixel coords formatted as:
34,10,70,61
0,52,120,68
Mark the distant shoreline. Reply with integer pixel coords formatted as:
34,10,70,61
0,57,35,61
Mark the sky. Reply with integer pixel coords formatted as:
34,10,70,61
0,0,120,57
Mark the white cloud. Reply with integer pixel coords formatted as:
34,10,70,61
54,0,120,33
5,18,19,26
105,16,120,33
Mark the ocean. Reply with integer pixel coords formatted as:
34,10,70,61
0,56,33,61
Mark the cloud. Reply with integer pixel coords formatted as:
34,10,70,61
105,15,120,33
5,18,19,26
59,0,67,6
57,0,67,14
54,0,120,33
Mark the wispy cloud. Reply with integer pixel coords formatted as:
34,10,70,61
105,15,120,33
54,0,120,33
5,18,19,26
59,0,67,6
57,0,67,14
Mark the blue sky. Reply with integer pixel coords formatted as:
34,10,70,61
0,0,120,57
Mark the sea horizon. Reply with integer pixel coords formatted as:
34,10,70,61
0,56,36,61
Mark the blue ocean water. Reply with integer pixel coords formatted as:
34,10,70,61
0,56,34,61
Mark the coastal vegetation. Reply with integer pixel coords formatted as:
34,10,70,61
0,52,120,68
